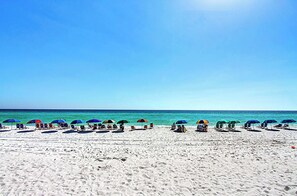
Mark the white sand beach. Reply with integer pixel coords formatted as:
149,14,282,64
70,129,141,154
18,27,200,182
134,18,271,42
0,126,297,195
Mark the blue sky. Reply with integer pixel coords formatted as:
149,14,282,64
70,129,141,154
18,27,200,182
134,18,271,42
0,0,296,110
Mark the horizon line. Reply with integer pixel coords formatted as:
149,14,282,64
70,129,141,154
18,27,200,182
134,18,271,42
1,109,297,112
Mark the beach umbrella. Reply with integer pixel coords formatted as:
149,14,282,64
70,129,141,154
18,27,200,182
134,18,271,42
176,120,187,124
228,121,240,124
103,119,115,124
3,119,21,129
117,120,129,124
263,120,277,124
51,119,66,124
217,120,228,124
71,120,84,125
27,119,42,124
246,120,260,124
86,119,101,123
281,119,296,124
137,119,148,123
196,120,209,125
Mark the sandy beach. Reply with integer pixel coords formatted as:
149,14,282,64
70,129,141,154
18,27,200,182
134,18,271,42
0,126,296,195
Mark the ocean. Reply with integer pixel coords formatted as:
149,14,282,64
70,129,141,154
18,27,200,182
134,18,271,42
1,109,297,126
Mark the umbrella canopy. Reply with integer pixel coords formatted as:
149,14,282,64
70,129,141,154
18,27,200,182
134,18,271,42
3,119,20,123
27,119,42,124
51,119,66,124
71,120,84,124
263,120,277,124
246,120,260,124
137,119,148,123
228,120,240,124
281,119,296,124
196,120,209,124
217,120,228,124
117,120,129,124
86,119,101,123
176,120,187,124
103,119,115,124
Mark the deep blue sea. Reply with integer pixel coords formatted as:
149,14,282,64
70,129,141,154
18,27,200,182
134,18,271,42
1,109,297,126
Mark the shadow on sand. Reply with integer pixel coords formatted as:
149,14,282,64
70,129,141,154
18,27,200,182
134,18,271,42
112,129,124,133
17,130,35,133
96,130,110,134
78,130,94,134
42,130,58,134
247,129,262,132
0,129,11,133
63,130,77,134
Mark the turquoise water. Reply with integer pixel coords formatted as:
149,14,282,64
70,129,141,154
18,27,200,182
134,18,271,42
1,110,297,126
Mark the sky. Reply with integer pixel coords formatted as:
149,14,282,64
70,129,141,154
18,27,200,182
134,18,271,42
0,0,296,110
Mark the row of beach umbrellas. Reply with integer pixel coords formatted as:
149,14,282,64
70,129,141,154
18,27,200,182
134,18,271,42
1,118,149,125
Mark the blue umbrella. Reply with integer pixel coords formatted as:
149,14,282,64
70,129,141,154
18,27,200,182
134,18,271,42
176,120,187,124
51,119,66,124
246,120,260,124
3,119,21,129
263,120,277,124
86,119,101,123
281,119,296,124
3,119,20,123
71,120,84,125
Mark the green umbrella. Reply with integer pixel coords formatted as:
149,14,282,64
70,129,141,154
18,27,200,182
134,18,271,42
117,120,129,124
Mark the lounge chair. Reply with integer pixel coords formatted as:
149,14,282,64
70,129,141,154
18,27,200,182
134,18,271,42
44,123,49,129
113,124,118,129
16,124,20,129
273,124,283,129
101,124,106,129
130,126,136,131
80,125,86,132
149,123,154,129
20,124,26,129
196,124,206,132
93,124,98,130
49,123,55,129
171,123,176,130
63,123,69,129
40,124,44,129
144,125,148,130
107,125,112,130
71,125,77,130
35,123,40,130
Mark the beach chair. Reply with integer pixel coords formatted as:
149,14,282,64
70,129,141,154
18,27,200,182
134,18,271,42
35,123,40,130
93,124,98,130
80,125,86,132
101,124,106,129
40,124,44,129
130,126,136,131
144,125,148,130
176,125,182,132
171,123,176,130
196,124,204,132
107,124,112,130
113,124,118,129
20,124,26,129
149,123,154,129
71,125,77,130
63,123,69,129
16,124,20,129
49,123,55,129
44,123,49,129
0,123,4,129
